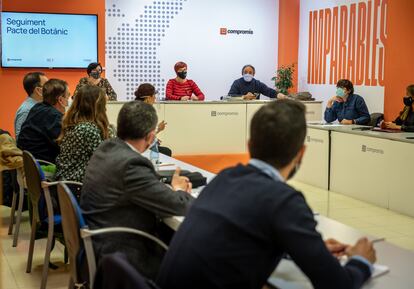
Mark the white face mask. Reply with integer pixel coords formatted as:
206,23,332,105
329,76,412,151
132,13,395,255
141,132,157,158
243,73,254,82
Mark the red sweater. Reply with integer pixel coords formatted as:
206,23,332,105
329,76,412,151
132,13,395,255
165,79,205,101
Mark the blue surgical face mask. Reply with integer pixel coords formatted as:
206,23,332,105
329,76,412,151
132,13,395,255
336,87,346,98
243,74,254,82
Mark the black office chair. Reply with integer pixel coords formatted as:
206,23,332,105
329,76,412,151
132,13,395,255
369,113,384,127
57,182,168,289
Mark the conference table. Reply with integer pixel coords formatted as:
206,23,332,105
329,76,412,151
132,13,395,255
157,154,414,289
107,100,323,155
294,124,414,218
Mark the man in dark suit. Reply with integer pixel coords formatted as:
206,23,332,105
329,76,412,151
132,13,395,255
80,101,193,279
17,79,69,163
157,99,376,289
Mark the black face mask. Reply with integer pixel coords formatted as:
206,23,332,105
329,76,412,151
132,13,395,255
177,71,187,79
403,96,413,106
90,71,101,79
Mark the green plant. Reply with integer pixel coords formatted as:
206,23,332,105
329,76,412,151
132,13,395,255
272,63,295,95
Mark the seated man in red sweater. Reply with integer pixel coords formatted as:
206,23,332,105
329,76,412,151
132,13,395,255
166,61,205,101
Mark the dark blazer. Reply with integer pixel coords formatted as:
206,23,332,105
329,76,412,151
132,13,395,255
80,138,193,279
17,102,62,163
157,164,371,289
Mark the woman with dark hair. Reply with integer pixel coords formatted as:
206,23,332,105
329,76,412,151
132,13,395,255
56,85,112,182
383,85,414,132
135,83,171,156
324,79,370,125
74,62,117,100
166,61,205,101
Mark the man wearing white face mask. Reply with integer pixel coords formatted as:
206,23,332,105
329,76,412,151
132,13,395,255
228,64,286,100
324,79,370,125
17,79,70,163
80,101,193,279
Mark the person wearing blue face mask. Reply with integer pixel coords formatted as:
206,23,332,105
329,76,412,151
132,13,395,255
228,64,287,100
324,79,370,125
382,84,414,132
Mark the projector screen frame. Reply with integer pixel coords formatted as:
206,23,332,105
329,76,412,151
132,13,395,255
0,11,99,69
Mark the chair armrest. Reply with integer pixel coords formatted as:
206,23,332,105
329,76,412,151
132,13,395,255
80,227,168,250
42,181,83,188
37,159,55,166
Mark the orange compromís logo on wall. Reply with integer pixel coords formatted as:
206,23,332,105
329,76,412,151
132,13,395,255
220,28,228,35
307,0,387,87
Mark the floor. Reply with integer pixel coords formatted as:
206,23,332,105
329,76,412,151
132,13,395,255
2,181,414,289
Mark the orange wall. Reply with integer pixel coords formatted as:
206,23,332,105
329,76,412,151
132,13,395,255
383,0,414,120
0,0,105,136
278,0,300,93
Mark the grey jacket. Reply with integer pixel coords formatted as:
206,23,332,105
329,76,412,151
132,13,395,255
80,137,193,279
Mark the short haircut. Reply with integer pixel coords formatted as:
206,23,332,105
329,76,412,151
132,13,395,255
135,83,156,101
87,62,102,75
174,61,187,73
336,79,354,95
42,79,68,106
242,64,255,75
23,72,45,96
249,99,307,169
117,101,158,140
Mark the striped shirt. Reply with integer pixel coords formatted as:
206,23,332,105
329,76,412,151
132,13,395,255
14,97,38,140
165,79,205,101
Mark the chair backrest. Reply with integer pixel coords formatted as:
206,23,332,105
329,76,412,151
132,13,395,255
369,112,384,127
57,182,86,286
22,151,44,222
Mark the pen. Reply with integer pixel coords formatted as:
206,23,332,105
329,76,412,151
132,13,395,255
371,238,385,244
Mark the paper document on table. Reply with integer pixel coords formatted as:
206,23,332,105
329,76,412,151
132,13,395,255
267,277,308,289
322,124,343,127
372,264,390,278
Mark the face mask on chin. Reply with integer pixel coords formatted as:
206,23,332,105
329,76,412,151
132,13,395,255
141,133,157,158
287,160,302,180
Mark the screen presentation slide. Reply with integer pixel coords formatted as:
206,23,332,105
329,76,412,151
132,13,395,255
1,12,98,68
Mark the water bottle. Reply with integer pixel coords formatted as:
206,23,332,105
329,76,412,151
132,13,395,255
149,140,160,170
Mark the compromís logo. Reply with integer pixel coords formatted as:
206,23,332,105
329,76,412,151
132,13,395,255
220,28,253,35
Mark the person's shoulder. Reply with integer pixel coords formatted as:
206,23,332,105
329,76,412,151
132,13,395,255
25,102,44,116
216,165,304,203
76,121,99,130
254,78,267,86
100,77,111,84
352,93,365,100
233,77,244,84
167,78,177,83
74,122,101,136
79,77,89,83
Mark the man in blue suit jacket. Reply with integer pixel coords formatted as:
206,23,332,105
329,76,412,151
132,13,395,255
157,99,376,289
